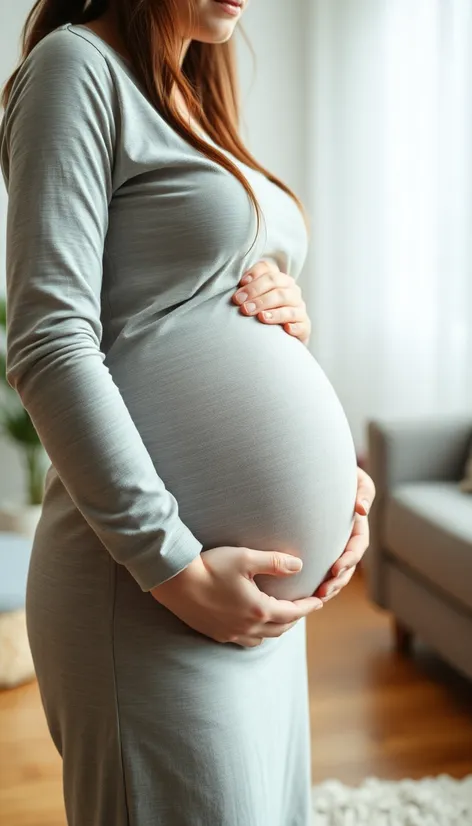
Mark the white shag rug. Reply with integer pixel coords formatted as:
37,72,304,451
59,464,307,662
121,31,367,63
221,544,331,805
311,775,472,825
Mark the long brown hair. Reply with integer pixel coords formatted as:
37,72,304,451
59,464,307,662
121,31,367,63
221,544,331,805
2,0,306,242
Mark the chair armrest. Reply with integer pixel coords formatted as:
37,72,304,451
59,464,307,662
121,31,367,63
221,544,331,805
367,415,472,489
363,415,472,608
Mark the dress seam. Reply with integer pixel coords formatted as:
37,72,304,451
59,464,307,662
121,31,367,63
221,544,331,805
109,558,132,826
65,24,121,74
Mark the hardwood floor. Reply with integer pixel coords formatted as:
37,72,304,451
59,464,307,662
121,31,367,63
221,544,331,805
1,571,471,825
308,573,472,784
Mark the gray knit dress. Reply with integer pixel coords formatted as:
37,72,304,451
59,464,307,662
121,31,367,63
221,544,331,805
0,23,358,826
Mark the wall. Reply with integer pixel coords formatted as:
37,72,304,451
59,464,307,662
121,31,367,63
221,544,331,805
236,0,307,199
0,0,309,502
0,0,33,502
0,0,33,292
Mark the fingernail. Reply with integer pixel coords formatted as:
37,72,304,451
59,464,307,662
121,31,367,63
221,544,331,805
235,291,248,304
337,567,348,578
285,556,303,571
241,273,253,284
362,499,370,514
245,302,257,313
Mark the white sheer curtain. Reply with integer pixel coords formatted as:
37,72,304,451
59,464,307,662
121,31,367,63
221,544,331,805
304,0,472,452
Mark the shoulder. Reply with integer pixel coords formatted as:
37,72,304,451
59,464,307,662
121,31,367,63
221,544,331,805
5,25,116,114
25,25,111,76
2,25,118,140
0,25,119,184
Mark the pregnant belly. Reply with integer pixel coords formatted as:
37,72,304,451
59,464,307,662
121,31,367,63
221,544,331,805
107,297,358,600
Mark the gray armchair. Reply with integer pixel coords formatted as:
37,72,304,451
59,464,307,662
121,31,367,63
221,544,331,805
364,415,472,681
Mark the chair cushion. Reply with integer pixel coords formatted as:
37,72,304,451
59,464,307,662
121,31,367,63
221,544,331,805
0,532,32,613
384,482,472,611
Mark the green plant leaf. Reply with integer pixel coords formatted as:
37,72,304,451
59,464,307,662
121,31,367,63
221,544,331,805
0,352,6,384
0,296,44,503
0,296,7,387
0,406,42,447
0,296,6,330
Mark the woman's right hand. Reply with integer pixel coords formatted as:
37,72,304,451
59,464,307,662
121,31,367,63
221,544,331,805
150,546,324,647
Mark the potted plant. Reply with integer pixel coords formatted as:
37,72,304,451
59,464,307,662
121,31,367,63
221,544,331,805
0,296,45,538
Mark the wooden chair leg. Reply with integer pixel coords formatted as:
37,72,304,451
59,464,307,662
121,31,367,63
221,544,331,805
393,618,413,654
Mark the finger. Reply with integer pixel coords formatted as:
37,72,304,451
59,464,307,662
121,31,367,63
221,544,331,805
233,274,292,309
258,305,306,324
265,594,324,624
330,514,368,577
240,259,281,283
331,533,368,576
283,321,311,340
253,619,299,638
234,286,302,316
318,568,357,602
354,467,376,516
315,565,356,599
238,267,294,296
283,595,325,617
320,587,341,603
244,548,304,578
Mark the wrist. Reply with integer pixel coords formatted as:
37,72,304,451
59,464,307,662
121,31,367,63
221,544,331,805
150,553,206,603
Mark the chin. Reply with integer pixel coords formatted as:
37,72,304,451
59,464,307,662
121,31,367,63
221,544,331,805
198,29,236,44
194,22,239,44
191,0,243,43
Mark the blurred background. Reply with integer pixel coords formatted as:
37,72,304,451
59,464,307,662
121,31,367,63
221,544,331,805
0,1,471,824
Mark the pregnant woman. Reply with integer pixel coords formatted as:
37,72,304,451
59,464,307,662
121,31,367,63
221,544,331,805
0,1,376,824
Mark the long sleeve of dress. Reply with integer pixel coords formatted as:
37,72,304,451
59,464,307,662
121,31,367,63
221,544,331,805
0,34,204,591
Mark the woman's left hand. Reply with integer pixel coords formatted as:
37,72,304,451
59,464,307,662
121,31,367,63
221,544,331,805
314,467,376,602
232,259,312,346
